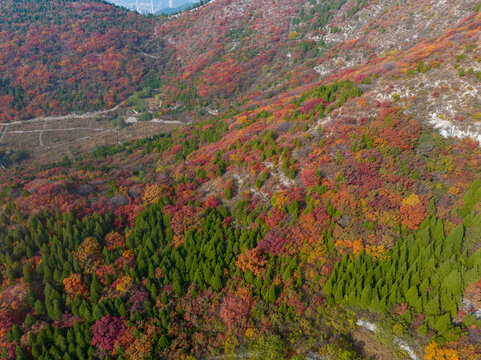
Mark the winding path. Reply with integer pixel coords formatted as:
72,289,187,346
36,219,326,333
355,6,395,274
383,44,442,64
0,125,6,143
0,103,123,126
0,103,188,169
0,153,6,170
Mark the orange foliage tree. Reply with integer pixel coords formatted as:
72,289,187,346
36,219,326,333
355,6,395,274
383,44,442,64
424,341,459,360
63,274,89,298
400,194,427,231
236,248,268,277
334,238,364,257
143,184,172,206
74,237,103,274
124,328,156,360
105,232,125,251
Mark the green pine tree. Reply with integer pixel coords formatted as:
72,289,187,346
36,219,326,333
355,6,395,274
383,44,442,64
90,275,102,303
224,187,232,200
267,285,277,304
360,285,372,309
159,335,170,349
172,271,184,296
211,274,223,292
334,285,344,304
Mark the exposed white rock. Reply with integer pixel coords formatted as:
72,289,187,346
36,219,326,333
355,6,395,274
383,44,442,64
429,112,481,144
356,319,419,360
394,336,419,360
356,319,377,332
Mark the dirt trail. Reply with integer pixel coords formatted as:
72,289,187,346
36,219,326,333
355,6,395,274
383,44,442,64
0,102,187,168
0,125,6,143
8,127,112,133
141,52,161,59
0,102,126,150
0,103,123,126
0,153,6,170
151,118,187,125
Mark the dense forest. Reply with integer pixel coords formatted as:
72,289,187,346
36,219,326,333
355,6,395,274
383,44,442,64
2,70,481,358
0,0,166,121
2,0,481,359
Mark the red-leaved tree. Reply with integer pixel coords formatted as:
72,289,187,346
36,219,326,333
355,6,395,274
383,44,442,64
220,293,252,332
91,314,126,351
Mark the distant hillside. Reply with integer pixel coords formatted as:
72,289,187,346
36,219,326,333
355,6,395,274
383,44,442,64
107,0,196,14
155,3,192,15
0,0,166,121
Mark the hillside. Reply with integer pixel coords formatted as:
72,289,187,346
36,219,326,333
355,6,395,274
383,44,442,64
1,0,481,360
108,0,197,14
0,0,166,121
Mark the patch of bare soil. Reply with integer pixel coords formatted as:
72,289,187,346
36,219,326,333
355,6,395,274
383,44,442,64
352,328,404,360
0,117,181,167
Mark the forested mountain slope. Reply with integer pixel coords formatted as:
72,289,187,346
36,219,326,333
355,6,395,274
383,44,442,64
0,0,166,121
2,0,481,360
